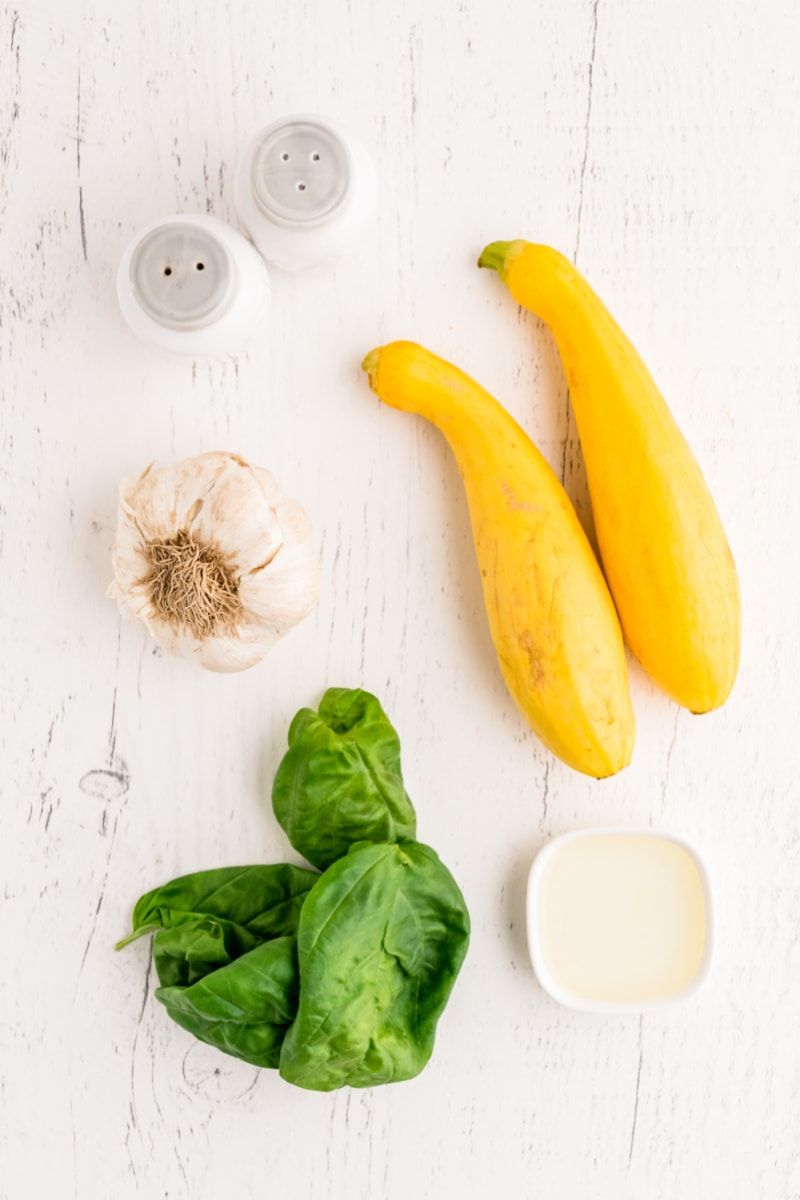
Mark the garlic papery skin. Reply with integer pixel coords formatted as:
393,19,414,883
108,452,322,672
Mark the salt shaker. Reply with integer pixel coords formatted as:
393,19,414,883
116,213,270,358
234,114,378,273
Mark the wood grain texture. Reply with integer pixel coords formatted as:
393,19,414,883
1,0,799,1196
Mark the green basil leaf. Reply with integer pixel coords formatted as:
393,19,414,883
127,864,319,936
272,688,417,870
150,916,233,988
116,864,318,989
156,936,300,1069
279,841,470,1092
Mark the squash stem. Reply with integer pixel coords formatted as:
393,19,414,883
361,349,380,392
477,240,513,276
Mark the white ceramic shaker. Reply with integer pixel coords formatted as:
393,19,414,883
116,213,270,358
234,114,378,272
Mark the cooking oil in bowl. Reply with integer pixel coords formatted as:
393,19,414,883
527,829,712,1012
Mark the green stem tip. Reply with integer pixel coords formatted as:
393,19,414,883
361,348,380,392
477,240,513,276
361,348,379,375
114,922,161,951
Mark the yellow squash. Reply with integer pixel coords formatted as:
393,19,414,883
480,241,741,713
362,341,635,778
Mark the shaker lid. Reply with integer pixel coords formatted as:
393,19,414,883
250,118,352,227
129,222,236,330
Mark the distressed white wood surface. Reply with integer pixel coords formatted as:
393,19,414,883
2,0,799,1196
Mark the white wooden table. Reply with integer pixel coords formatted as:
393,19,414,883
2,1,799,1196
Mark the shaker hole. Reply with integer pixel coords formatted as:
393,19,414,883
297,181,306,191
281,152,289,162
311,152,320,161
163,266,172,276
195,262,205,271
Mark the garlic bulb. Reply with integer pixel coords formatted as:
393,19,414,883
109,452,321,672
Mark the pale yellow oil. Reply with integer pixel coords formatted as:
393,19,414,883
537,834,707,1004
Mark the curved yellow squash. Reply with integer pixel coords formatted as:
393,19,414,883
480,241,741,713
362,341,635,778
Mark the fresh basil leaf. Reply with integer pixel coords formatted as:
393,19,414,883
279,841,470,1092
156,936,300,1069
272,688,417,870
116,864,318,989
127,864,318,938
149,917,233,988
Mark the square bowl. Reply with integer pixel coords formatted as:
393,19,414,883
526,827,714,1013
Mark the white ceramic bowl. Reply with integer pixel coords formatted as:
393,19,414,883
526,827,714,1013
